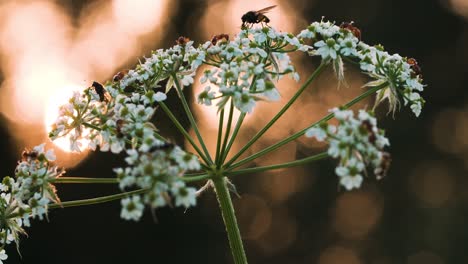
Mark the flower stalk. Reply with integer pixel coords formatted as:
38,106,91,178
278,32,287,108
224,62,327,168
212,176,248,264
227,81,389,171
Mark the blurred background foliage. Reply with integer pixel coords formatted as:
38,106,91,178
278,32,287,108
0,0,467,263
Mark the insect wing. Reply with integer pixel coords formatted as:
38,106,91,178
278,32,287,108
256,5,277,14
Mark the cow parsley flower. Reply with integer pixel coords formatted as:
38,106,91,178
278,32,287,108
314,38,340,60
120,195,145,221
115,142,201,220
14,144,64,204
197,27,302,113
170,182,197,208
305,108,391,190
297,20,425,117
0,250,7,263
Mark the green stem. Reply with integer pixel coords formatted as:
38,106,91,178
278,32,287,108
215,109,225,165
212,176,248,264
221,113,246,164
227,82,388,171
218,101,235,166
158,101,211,165
52,177,119,184
8,189,149,219
52,175,208,184
182,174,211,182
172,74,213,165
48,189,148,209
220,55,269,165
224,63,326,168
83,122,101,131
226,152,328,177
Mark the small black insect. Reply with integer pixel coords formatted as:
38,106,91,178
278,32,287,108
21,149,38,161
149,142,175,152
407,58,422,78
241,5,276,29
339,21,361,41
91,81,110,102
211,33,229,45
113,70,129,82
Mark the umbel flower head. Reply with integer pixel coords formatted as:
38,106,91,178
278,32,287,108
114,142,200,221
298,19,425,117
0,144,63,261
14,144,63,205
306,109,391,190
48,20,426,158
48,81,167,154
197,27,304,113
116,143,200,221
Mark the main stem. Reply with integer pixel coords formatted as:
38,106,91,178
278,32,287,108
212,176,248,264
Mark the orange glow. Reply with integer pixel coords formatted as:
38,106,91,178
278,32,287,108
332,189,384,240
448,0,468,17
0,1,73,124
255,167,313,203
112,0,170,35
234,194,272,240
256,207,297,255
431,107,468,155
409,161,455,208
44,84,91,152
0,0,175,166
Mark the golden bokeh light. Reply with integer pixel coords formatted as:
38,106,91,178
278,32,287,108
44,84,91,152
255,207,297,256
254,167,314,203
332,189,384,240
0,0,175,165
318,246,362,264
234,194,272,240
409,161,455,208
431,108,468,154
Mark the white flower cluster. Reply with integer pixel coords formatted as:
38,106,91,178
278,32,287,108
115,144,200,221
114,36,205,95
0,144,63,261
49,37,206,154
0,184,26,263
197,27,304,113
94,91,168,154
306,109,391,190
48,87,108,152
13,144,63,216
49,83,167,154
298,20,425,117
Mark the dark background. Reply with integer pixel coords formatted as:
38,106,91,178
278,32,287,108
1,0,467,263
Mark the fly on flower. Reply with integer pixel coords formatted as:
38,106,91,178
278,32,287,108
149,141,175,152
91,81,111,102
113,70,129,82
241,5,276,29
339,21,361,40
211,33,229,45
407,58,422,78
175,36,191,46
